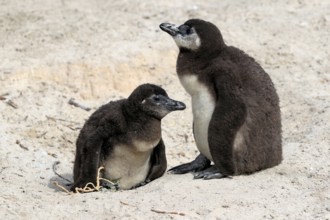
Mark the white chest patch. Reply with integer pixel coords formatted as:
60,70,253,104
174,30,201,50
103,140,158,190
180,75,216,161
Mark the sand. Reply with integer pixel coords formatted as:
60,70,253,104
0,0,329,219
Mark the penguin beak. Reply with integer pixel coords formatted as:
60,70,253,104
159,23,179,36
164,97,186,111
154,95,185,111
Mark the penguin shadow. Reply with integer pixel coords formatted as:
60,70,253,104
48,174,73,192
48,161,73,192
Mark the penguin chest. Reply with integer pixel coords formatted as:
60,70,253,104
180,75,216,161
103,140,158,190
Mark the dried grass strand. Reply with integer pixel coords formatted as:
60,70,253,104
151,209,186,216
53,166,116,194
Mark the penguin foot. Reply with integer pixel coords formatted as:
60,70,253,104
100,180,119,190
193,166,227,179
168,154,211,174
131,179,151,189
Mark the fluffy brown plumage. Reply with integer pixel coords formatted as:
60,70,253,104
71,84,185,191
160,19,282,178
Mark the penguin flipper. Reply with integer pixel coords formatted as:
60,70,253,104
208,68,247,176
168,154,211,174
146,139,167,181
71,120,117,192
70,133,103,192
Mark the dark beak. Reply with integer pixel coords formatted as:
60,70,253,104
164,97,186,111
159,23,179,36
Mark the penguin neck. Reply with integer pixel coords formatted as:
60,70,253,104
124,107,162,144
177,45,226,77
179,46,224,59
123,102,161,129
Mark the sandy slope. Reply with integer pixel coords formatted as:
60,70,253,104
0,0,329,219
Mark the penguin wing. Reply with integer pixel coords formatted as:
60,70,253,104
146,139,167,181
207,64,247,175
71,104,122,191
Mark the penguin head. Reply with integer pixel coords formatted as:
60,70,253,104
160,19,225,52
128,84,186,119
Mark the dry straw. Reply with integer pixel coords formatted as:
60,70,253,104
53,166,116,194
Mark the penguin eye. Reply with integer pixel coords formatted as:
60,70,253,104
179,25,192,35
153,96,160,102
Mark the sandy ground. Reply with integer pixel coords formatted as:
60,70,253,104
0,0,329,219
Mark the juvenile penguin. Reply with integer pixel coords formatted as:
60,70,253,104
160,19,282,179
71,84,186,191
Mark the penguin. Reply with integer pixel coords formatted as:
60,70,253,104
70,84,186,191
159,19,282,179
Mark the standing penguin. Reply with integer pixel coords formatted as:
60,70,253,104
160,19,282,179
71,84,185,191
